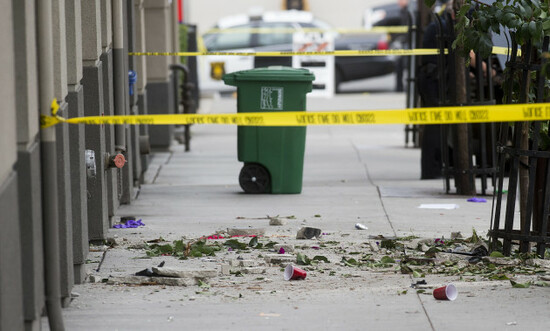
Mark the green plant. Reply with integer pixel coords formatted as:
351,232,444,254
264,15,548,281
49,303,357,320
450,0,550,104
452,0,550,59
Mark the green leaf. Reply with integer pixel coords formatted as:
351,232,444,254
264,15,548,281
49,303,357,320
223,239,248,250
400,264,413,274
174,240,185,253
198,280,210,289
528,21,537,38
342,257,359,267
312,255,330,263
490,251,505,257
510,280,531,288
297,253,311,266
380,256,395,264
248,236,258,248
534,281,550,287
264,241,278,249
425,247,441,258
154,244,174,254
380,240,396,249
423,0,436,7
412,270,422,278
488,274,509,280
468,228,481,243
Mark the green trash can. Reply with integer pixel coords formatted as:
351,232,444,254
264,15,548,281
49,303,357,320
223,66,315,194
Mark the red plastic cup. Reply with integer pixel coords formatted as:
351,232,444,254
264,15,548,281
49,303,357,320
284,264,307,281
433,284,458,301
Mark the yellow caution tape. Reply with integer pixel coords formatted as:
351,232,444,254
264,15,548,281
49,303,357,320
41,103,550,129
51,98,59,115
40,98,65,129
203,26,411,35
130,49,441,57
130,46,518,57
492,46,522,56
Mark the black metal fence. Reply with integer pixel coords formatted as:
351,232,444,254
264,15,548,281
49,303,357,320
489,35,550,257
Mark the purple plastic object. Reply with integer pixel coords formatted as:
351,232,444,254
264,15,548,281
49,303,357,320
113,219,145,229
467,197,487,203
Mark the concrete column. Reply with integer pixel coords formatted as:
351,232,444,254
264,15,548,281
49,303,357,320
127,0,143,189
12,0,44,329
134,0,150,175
134,0,147,96
171,0,179,65
1,1,25,329
100,0,120,222
65,0,89,284
82,0,109,240
0,174,24,331
144,0,174,148
113,0,135,204
52,0,75,307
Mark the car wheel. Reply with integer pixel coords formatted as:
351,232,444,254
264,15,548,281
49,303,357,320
239,163,270,193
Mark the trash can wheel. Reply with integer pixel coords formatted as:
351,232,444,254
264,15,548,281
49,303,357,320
239,163,270,193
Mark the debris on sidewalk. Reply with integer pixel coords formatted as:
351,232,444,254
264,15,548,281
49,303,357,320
274,244,294,253
467,197,487,203
151,267,218,279
107,276,193,286
355,223,368,230
227,228,266,237
113,217,145,228
433,284,458,301
418,204,459,210
284,264,307,280
135,261,166,276
451,232,463,239
296,227,322,239
269,216,287,226
264,254,296,265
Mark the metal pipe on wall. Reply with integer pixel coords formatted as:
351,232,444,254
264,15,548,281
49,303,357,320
37,0,65,329
113,0,127,150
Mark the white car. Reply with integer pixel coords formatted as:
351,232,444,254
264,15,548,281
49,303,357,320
199,10,395,93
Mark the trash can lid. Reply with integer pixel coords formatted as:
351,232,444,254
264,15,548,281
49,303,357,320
223,66,315,86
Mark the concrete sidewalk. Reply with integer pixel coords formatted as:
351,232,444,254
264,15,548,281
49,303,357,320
50,93,550,330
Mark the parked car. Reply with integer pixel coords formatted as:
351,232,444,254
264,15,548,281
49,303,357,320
199,10,395,93
363,0,450,30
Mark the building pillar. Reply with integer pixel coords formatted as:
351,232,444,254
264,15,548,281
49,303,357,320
82,0,109,240
66,0,88,284
134,0,150,174
52,0,74,307
1,1,24,329
144,0,174,148
12,0,44,329
100,0,121,222
116,0,135,204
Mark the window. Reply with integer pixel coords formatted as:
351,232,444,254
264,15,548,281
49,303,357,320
255,22,294,47
204,24,252,51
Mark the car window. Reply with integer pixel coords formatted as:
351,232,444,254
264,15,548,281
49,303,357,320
299,19,332,31
204,24,253,51
255,22,294,47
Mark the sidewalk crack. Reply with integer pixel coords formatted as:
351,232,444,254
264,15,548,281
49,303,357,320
351,140,397,237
